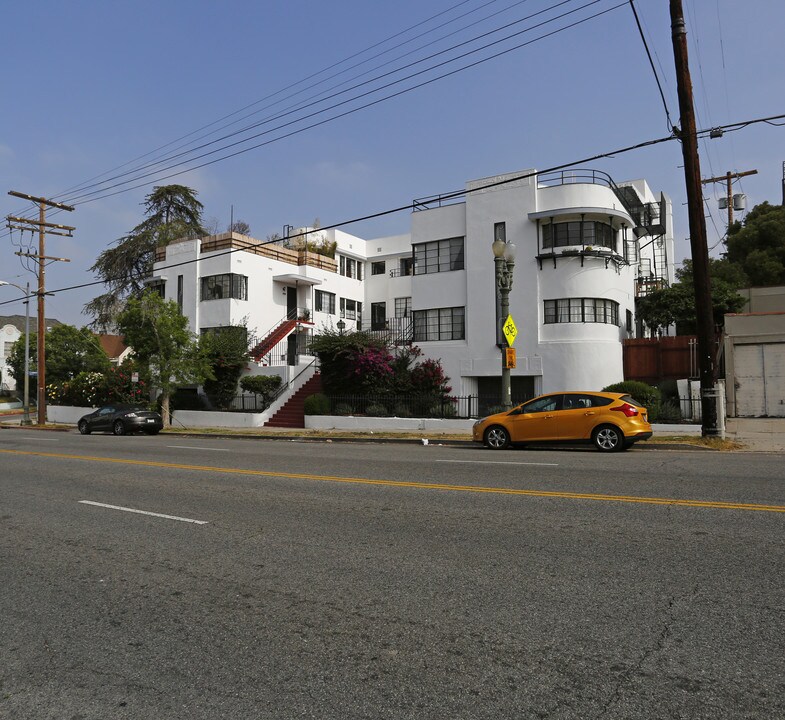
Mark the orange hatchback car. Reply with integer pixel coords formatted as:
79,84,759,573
472,391,653,452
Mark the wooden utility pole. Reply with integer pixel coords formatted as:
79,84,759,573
669,0,719,437
6,191,74,425
701,169,758,229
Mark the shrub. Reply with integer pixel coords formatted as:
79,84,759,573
240,374,282,397
303,393,330,415
602,380,661,408
365,403,388,417
393,403,413,418
334,402,354,416
651,399,682,423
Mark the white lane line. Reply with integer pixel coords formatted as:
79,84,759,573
166,445,231,452
79,500,209,524
436,459,559,467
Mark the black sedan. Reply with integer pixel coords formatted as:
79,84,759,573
77,405,163,436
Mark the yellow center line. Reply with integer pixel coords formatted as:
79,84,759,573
2,447,784,513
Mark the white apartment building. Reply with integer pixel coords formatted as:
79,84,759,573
151,167,674,406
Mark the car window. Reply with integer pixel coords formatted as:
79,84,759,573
620,394,644,407
99,407,114,415
521,395,560,414
588,395,614,407
561,394,597,410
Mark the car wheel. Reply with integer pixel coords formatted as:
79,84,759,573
592,424,624,452
484,425,511,450
113,420,126,436
78,420,91,435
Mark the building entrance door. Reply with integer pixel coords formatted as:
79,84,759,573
286,286,298,319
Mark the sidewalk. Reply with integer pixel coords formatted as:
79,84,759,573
3,412,783,451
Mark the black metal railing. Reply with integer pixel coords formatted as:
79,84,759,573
321,394,533,419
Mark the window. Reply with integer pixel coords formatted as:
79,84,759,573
542,220,616,251
412,307,465,341
399,257,413,276
395,297,411,318
177,275,183,313
339,255,363,280
147,280,166,298
3,341,13,360
340,298,362,320
413,238,464,275
626,309,633,332
371,261,386,276
543,298,619,325
315,290,336,315
371,302,386,330
520,395,560,414
200,274,248,301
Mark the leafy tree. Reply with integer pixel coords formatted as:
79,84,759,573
725,201,785,286
200,325,250,409
7,324,111,396
85,185,205,329
117,291,211,424
636,258,746,335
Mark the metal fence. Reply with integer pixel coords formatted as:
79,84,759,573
322,394,534,419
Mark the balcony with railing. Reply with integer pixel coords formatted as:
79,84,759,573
154,232,338,272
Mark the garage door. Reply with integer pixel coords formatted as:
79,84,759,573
734,343,785,417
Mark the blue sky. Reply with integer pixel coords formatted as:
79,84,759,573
1,0,783,326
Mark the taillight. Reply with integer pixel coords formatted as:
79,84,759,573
611,403,639,417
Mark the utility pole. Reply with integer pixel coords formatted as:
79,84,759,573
669,0,720,437
701,169,758,229
6,191,74,425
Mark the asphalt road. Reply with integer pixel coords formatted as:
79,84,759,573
1,431,783,719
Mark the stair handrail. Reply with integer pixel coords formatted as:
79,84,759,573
247,307,313,356
268,356,320,405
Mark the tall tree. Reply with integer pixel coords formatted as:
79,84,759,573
116,291,211,424
85,185,205,330
636,258,746,335
7,324,111,396
724,201,785,286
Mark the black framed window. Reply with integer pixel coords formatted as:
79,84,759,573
542,221,616,251
339,255,363,280
340,298,362,320
147,280,166,299
412,307,465,341
395,297,411,318
543,298,619,325
371,261,386,276
200,274,248,301
413,238,464,275
371,302,387,330
315,290,336,315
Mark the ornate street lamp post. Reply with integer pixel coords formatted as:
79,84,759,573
0,280,32,424
492,223,516,410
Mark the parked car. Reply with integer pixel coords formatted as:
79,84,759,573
472,391,653,452
77,405,163,436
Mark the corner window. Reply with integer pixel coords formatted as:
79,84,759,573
200,274,248,301
412,307,465,341
371,261,386,276
413,238,464,275
340,298,362,320
544,298,619,325
542,221,616,251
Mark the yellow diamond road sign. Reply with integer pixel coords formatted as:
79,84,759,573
502,314,517,347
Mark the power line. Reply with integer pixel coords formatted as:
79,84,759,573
627,0,674,130
59,1,626,207
2,109,784,313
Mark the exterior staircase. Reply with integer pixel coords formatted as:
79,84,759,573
265,372,322,428
249,318,297,363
